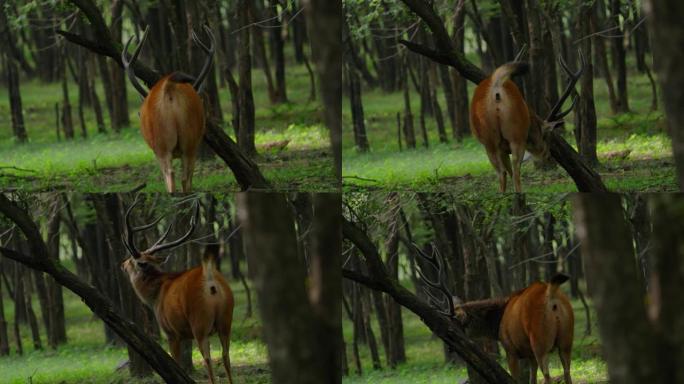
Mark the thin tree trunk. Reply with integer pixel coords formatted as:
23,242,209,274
610,0,630,112
238,0,257,157
578,3,599,166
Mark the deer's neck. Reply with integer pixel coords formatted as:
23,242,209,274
130,270,166,308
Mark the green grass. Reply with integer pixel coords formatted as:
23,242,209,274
0,264,269,384
343,62,676,193
343,290,608,383
0,57,336,192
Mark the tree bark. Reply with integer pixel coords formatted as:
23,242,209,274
571,194,664,383
238,0,257,157
305,0,342,182
610,0,630,112
238,192,341,384
577,3,599,166
646,0,684,190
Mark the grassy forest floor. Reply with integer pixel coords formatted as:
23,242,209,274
343,289,608,383
343,65,675,195
0,58,335,192
0,264,269,384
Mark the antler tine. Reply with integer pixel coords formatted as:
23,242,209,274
131,215,163,232
414,243,455,318
144,199,200,256
555,95,579,120
191,25,215,93
123,197,142,257
121,27,150,99
546,49,584,123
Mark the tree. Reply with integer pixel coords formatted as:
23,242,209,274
646,0,684,190
305,0,342,182
0,1,28,143
571,193,684,383
237,0,257,157
238,193,342,383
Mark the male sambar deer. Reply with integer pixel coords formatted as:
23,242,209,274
455,274,574,384
120,198,234,384
469,54,585,192
122,27,215,193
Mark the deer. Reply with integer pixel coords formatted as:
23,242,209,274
469,53,585,192
454,274,574,384
121,26,215,193
120,198,234,384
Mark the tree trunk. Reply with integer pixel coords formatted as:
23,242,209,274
593,0,619,114
0,6,28,144
269,0,288,103
108,0,130,131
571,194,664,383
305,0,342,181
238,192,341,383
646,0,684,189
0,260,9,355
60,49,75,140
610,0,630,112
347,63,369,152
238,0,257,157
45,202,66,348
577,3,599,166
402,59,417,149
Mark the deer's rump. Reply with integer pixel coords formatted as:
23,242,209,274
140,75,206,159
499,281,574,359
154,266,233,338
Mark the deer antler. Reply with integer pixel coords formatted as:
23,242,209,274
122,197,200,259
121,27,151,99
545,49,585,124
414,243,455,318
190,25,215,93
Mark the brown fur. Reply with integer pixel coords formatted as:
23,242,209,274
121,245,234,384
139,73,206,193
470,62,549,192
455,276,573,384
